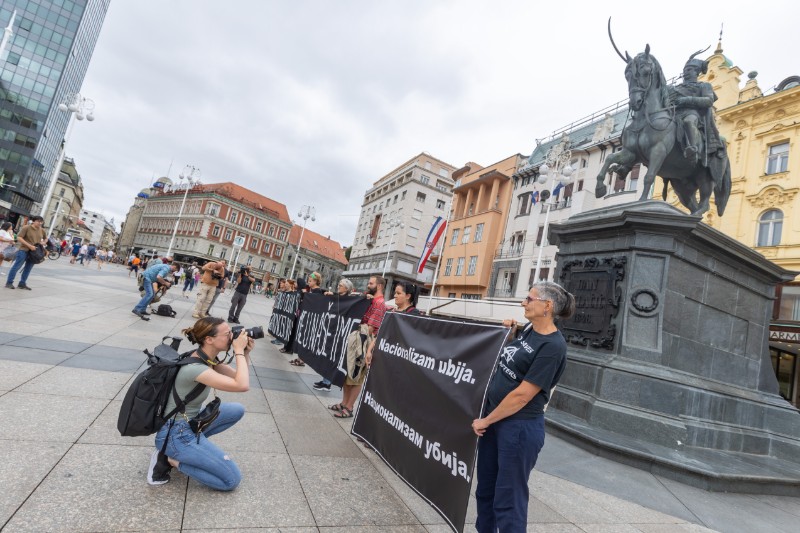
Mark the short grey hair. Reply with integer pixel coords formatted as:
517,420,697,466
338,278,354,293
533,281,576,320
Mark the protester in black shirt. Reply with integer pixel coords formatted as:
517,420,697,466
472,281,575,533
392,281,420,315
228,266,255,324
286,272,325,366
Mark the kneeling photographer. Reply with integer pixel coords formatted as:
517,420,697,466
228,265,255,324
150,317,254,490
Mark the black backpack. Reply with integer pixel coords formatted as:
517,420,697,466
156,304,177,317
117,336,207,437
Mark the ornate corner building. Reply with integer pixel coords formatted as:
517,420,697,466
702,42,800,406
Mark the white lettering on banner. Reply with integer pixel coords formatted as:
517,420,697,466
377,338,476,385
423,439,471,483
295,302,360,364
270,314,294,340
362,391,471,483
378,338,435,369
363,391,424,449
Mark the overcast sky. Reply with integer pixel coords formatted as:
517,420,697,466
67,0,796,245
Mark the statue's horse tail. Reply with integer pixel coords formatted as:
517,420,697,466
715,157,731,216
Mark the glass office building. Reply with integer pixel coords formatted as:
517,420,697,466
0,0,109,224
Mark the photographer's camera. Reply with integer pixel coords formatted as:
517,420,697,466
231,325,264,340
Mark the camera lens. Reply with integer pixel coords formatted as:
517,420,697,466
245,326,264,340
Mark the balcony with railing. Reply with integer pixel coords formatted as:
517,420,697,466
494,243,525,260
547,196,573,211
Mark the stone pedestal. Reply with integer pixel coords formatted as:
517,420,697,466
547,200,800,495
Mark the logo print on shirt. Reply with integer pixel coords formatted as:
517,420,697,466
501,345,519,364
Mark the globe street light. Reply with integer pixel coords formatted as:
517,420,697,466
289,205,315,280
166,165,201,257
533,135,573,282
40,93,95,221
382,215,404,277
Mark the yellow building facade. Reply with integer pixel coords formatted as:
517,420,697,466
661,43,800,405
435,154,523,299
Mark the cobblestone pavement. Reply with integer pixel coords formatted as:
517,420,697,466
0,259,796,532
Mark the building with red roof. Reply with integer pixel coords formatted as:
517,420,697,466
131,181,292,277
284,224,348,288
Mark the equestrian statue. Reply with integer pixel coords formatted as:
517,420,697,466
595,20,731,216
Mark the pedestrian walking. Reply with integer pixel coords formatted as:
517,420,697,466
69,242,80,264
228,265,255,323
129,255,141,277
192,259,226,319
85,243,96,266
471,281,575,533
5,215,46,290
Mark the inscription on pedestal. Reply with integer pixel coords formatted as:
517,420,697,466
559,256,626,350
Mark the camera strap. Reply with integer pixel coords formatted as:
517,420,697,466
196,347,219,367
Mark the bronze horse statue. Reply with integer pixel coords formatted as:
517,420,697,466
595,22,731,216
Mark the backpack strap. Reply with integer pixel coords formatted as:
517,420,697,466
162,359,208,421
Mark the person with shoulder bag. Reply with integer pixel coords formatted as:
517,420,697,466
5,216,45,290
149,317,254,489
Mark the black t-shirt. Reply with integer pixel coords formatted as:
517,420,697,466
217,269,231,289
236,272,253,294
485,324,567,420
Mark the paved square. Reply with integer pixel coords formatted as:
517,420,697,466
0,260,796,531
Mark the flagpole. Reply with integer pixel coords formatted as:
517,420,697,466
427,199,452,312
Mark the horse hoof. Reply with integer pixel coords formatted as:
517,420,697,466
595,184,607,198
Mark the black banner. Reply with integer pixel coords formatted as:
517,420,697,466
267,291,301,344
352,314,507,533
293,293,371,387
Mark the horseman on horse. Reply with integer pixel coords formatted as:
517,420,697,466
671,53,728,183
595,19,731,217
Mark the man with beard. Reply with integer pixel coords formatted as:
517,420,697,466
329,275,388,419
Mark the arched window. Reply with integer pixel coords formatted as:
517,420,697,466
757,209,783,247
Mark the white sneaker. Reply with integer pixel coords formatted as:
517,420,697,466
147,449,170,485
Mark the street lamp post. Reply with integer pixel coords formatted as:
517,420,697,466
46,196,65,239
533,136,574,282
166,165,201,257
382,216,404,278
289,205,315,280
40,93,95,221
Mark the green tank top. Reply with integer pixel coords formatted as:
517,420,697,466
164,361,212,419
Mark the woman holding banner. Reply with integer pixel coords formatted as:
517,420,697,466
471,281,575,533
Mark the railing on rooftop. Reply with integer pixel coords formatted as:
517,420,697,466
537,73,681,145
